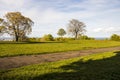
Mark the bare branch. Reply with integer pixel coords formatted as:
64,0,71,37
67,19,86,39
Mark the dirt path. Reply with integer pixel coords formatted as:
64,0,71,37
0,46,120,70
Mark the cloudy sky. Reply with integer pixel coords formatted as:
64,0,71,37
0,0,120,38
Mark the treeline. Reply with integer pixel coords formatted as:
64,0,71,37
24,34,120,42
25,34,95,42
0,12,87,42
0,12,120,42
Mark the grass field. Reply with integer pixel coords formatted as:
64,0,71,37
0,51,120,80
1,40,120,57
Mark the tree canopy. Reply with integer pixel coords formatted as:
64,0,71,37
0,18,6,35
57,28,66,37
67,19,86,39
0,12,34,41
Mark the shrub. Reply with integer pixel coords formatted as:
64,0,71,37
41,34,54,41
28,37,40,42
54,37,74,41
79,35,95,40
110,34,120,41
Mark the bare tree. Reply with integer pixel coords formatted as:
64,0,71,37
3,12,34,41
67,19,86,39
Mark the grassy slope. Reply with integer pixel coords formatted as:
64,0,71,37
1,40,120,57
0,51,120,80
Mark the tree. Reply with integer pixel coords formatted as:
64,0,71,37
67,19,86,39
110,34,120,41
57,28,66,37
1,12,34,42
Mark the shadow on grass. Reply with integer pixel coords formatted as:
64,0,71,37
33,51,120,80
0,41,64,44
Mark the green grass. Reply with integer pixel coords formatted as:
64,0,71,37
0,51,120,80
1,40,120,57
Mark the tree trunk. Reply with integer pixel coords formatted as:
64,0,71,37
15,31,19,42
15,35,19,42
75,33,78,40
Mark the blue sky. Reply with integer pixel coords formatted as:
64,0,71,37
0,0,120,38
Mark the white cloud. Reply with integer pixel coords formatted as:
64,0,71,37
0,0,25,9
0,0,120,37
4,0,23,5
93,27,120,33
93,28,103,32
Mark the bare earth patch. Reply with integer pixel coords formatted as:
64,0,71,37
0,46,120,70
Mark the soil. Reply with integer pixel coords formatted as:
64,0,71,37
0,46,120,70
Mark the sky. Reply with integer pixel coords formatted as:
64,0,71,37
0,0,120,38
